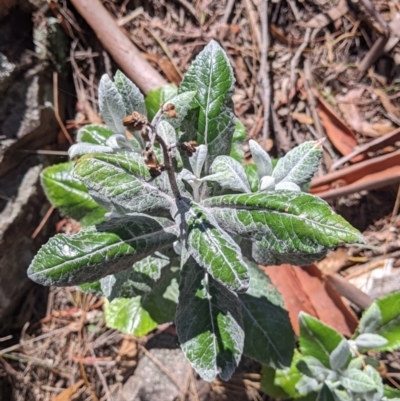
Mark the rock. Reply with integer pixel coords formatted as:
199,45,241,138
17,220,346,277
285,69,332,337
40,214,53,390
0,159,55,329
114,332,213,401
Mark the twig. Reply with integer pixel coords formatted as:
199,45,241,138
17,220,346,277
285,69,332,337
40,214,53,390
69,0,166,93
260,0,271,149
357,34,389,75
31,205,55,239
359,0,389,34
221,0,236,24
272,109,292,155
116,7,143,26
391,184,400,225
243,0,261,49
303,60,324,139
325,273,373,310
90,348,112,401
145,27,183,79
287,27,311,136
176,0,199,21
53,72,73,145
79,360,99,401
0,326,70,355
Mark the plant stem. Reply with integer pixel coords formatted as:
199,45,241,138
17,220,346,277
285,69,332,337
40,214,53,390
149,124,181,199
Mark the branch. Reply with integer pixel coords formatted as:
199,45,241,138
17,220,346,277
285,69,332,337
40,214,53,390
69,0,166,93
147,124,182,199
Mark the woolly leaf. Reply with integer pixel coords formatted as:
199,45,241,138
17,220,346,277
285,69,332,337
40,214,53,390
173,198,249,293
240,261,294,368
114,70,146,116
98,74,126,135
272,140,323,186
74,152,173,217
27,215,178,286
41,162,106,227
176,253,244,381
179,40,235,171
203,191,364,260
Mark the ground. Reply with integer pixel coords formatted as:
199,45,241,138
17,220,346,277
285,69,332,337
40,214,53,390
0,0,400,400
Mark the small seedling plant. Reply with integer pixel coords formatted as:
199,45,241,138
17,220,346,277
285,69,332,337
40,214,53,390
261,291,400,401
29,41,366,382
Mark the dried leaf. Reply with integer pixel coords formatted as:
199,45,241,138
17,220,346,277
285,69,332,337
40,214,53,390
375,89,400,120
262,264,358,336
52,380,84,401
118,336,138,359
301,85,362,161
291,112,314,125
337,90,394,137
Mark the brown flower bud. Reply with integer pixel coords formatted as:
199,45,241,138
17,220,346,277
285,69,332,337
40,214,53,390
123,111,148,130
179,140,197,157
162,103,178,119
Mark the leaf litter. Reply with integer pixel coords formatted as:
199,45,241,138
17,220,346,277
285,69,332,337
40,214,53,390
2,0,400,398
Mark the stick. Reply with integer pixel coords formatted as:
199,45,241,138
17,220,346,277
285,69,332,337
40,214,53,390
221,0,236,24
53,72,73,145
325,273,373,310
69,0,166,94
287,28,311,136
260,0,271,149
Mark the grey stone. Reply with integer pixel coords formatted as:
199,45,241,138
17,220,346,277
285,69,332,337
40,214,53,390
114,333,213,401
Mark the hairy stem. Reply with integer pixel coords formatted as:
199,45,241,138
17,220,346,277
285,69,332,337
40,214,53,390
149,124,181,199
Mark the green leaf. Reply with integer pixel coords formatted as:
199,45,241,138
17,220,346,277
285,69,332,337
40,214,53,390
274,352,309,399
98,74,126,135
206,155,251,193
332,389,351,401
249,139,273,179
74,152,173,217
27,214,178,286
203,191,364,261
145,84,177,121
316,384,335,401
100,272,129,301
175,253,244,381
154,91,196,129
252,240,328,266
104,253,171,300
365,365,384,397
329,339,351,371
104,265,178,337
174,198,249,293
359,302,381,334
340,368,377,393
230,120,246,162
179,40,235,171
295,375,320,395
114,70,146,116
79,281,103,296
77,124,115,144
243,164,259,192
384,384,400,399
299,312,344,368
272,140,323,186
355,333,388,349
260,365,291,399
296,356,335,382
41,162,106,227
189,144,208,178
358,291,400,351
240,261,294,368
